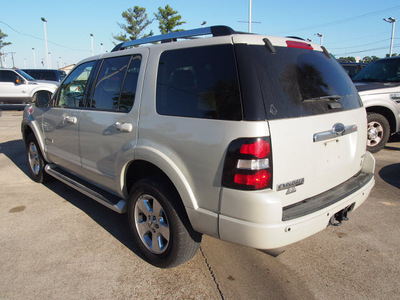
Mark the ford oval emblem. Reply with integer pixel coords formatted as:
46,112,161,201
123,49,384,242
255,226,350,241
333,123,345,135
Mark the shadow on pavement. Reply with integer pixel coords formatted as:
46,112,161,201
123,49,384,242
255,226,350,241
0,138,144,262
379,163,400,189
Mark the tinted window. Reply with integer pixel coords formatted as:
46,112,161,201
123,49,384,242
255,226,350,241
120,56,141,112
235,45,361,120
156,45,242,120
90,55,137,111
353,58,400,83
0,70,18,82
57,61,96,108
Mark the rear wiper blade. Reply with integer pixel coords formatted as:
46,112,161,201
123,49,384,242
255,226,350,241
303,95,342,102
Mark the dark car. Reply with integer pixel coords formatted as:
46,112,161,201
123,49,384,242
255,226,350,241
340,62,368,78
22,69,66,82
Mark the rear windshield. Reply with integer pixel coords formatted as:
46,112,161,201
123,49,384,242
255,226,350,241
235,45,362,120
353,58,400,83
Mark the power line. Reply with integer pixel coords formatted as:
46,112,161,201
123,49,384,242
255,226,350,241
0,20,90,52
279,5,400,34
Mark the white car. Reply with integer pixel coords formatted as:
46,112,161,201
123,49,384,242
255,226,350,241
22,26,375,268
353,56,400,152
0,68,58,105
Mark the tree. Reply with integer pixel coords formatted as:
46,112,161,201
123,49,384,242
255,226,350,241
385,53,398,58
113,6,153,42
362,56,380,63
0,29,11,67
338,56,356,62
154,5,186,34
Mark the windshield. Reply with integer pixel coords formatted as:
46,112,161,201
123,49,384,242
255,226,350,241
353,58,400,83
15,69,35,81
235,45,361,120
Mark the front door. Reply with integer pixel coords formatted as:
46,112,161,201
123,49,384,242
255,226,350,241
42,61,96,174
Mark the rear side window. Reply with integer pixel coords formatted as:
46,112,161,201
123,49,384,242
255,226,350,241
90,55,141,112
235,45,362,120
156,45,242,120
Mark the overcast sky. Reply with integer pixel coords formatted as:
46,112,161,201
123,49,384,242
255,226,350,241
1,0,400,69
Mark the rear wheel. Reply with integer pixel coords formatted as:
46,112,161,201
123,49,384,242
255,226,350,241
367,113,390,153
26,134,50,183
127,178,202,268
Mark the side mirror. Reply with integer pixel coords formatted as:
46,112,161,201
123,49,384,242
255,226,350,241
34,91,53,107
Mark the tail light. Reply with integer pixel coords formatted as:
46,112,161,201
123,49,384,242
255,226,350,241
222,137,272,190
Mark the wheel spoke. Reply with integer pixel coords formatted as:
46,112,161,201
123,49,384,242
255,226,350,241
136,197,152,215
158,222,170,240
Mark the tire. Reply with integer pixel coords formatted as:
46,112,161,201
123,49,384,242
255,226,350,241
25,134,50,183
127,178,202,268
367,113,391,153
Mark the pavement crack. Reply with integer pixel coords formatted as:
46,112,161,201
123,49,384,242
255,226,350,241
200,246,225,300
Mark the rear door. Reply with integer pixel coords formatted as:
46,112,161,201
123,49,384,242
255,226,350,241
79,51,147,193
234,38,367,207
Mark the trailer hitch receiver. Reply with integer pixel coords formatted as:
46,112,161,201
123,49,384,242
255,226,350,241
329,203,355,226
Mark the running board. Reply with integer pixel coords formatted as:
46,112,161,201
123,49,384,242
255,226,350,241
45,164,127,213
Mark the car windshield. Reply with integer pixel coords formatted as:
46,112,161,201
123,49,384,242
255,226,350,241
15,69,35,81
353,58,400,83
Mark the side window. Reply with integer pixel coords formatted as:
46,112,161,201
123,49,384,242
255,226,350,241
156,45,242,120
90,55,138,111
120,56,141,112
0,71,18,83
57,61,96,108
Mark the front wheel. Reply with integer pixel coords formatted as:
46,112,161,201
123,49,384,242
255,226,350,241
366,113,390,153
127,178,202,268
25,134,50,183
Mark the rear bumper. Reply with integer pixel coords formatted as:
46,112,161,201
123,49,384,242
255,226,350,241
218,152,375,250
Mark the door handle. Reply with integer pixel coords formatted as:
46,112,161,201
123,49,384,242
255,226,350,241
114,122,133,133
64,116,78,124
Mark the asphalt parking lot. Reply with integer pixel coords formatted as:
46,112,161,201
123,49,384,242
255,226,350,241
1,109,399,299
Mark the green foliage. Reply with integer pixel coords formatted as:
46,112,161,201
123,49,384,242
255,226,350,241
385,53,398,58
0,29,11,50
113,6,153,42
154,5,186,34
362,56,380,63
338,56,356,62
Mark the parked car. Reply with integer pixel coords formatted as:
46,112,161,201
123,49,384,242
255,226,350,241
22,69,66,82
0,68,59,105
21,26,375,268
340,62,368,78
352,56,400,152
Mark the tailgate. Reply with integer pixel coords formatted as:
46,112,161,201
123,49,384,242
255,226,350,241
269,107,368,208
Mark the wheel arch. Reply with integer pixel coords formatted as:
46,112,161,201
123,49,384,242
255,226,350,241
123,155,197,212
21,121,48,161
366,105,397,134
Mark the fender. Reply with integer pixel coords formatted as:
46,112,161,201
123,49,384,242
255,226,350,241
21,107,51,162
133,145,198,211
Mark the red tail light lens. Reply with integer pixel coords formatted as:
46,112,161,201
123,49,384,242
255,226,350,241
222,137,273,190
234,170,271,190
240,139,270,158
286,40,313,50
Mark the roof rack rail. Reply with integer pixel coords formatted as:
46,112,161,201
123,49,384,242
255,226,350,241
112,25,236,52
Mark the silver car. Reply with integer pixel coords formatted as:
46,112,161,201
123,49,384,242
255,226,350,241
22,26,375,268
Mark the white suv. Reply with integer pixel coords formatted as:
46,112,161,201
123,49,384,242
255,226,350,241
353,56,400,152
0,68,58,105
21,26,375,268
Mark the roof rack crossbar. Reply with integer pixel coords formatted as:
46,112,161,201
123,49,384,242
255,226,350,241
112,25,236,52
